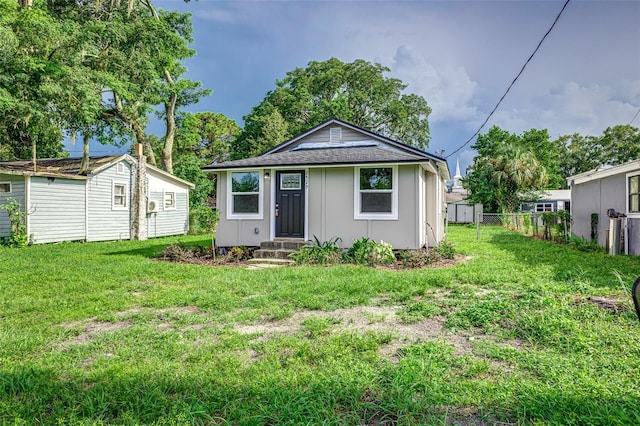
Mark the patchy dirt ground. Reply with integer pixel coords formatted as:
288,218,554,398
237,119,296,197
59,302,522,370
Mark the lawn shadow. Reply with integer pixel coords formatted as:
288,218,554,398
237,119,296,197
487,228,640,290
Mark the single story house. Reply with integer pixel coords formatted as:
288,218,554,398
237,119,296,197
568,160,640,254
0,155,194,244
202,118,450,250
521,189,571,213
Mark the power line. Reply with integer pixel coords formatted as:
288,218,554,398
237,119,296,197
630,108,640,126
446,0,571,159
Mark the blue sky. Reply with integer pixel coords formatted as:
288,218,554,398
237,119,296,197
66,0,640,175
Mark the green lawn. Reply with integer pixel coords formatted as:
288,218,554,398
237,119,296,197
1,226,640,425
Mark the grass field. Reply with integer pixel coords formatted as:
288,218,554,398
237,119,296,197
1,225,640,425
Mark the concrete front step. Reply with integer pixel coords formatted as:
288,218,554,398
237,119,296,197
253,249,297,260
247,258,295,268
260,239,308,251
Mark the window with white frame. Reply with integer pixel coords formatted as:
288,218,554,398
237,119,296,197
112,182,127,209
164,191,176,209
536,203,553,212
629,175,640,213
116,162,125,174
228,171,262,218
355,166,397,219
0,182,11,194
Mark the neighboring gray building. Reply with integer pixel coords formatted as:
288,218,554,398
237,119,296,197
0,155,194,244
203,118,450,250
521,189,571,213
568,160,640,255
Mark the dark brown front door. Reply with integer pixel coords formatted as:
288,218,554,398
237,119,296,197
275,171,305,238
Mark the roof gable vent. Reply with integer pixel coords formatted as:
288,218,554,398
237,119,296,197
329,127,342,143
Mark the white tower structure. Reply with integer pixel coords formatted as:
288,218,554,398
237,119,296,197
452,158,464,193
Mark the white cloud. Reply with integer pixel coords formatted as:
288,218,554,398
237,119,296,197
487,81,640,138
388,46,479,124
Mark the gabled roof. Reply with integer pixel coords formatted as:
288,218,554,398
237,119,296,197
568,159,640,186
0,155,195,188
203,118,449,179
203,146,430,170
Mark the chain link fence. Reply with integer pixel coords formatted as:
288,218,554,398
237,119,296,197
475,212,571,242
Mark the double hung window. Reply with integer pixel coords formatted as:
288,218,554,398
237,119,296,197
228,171,262,219
355,166,397,220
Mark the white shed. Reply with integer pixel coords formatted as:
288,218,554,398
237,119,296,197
0,155,194,244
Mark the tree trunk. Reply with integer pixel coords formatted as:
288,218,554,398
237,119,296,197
79,134,90,174
130,120,156,167
161,69,177,174
19,0,33,7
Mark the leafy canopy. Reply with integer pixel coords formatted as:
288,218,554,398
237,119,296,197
232,58,432,159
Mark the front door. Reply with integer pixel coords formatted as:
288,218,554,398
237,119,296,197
275,170,305,238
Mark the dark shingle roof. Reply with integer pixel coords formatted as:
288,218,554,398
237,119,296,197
202,146,430,170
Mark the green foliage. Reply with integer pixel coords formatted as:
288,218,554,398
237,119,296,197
436,240,455,259
541,210,572,242
555,125,640,181
569,236,605,253
232,58,432,159
464,126,556,213
345,237,395,266
226,245,252,262
0,197,29,247
289,236,342,265
173,155,213,209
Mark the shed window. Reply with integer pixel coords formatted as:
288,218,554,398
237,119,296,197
164,192,175,209
112,182,127,209
0,182,11,194
630,175,640,213
354,166,398,220
228,171,263,219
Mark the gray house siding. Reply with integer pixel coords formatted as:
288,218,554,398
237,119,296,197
216,172,272,247
571,173,625,247
29,177,86,244
147,192,189,238
0,174,26,239
287,125,370,148
308,165,420,249
87,162,132,241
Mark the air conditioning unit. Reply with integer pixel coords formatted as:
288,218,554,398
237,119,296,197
147,200,159,213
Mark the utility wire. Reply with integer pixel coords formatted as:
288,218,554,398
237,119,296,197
630,108,640,126
446,0,571,159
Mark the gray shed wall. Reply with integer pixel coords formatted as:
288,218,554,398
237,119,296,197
0,175,26,239
29,177,86,243
147,192,189,238
87,162,132,241
571,173,626,247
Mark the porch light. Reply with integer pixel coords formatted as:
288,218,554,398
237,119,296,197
264,172,270,180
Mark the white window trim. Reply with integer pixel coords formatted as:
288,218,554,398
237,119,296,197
0,181,12,194
227,170,263,220
163,191,176,210
354,165,398,220
536,202,554,212
112,181,128,210
626,172,640,218
116,162,125,174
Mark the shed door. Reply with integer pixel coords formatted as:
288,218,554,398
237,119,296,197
275,171,305,238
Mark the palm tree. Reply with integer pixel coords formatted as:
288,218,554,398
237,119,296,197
489,148,548,213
